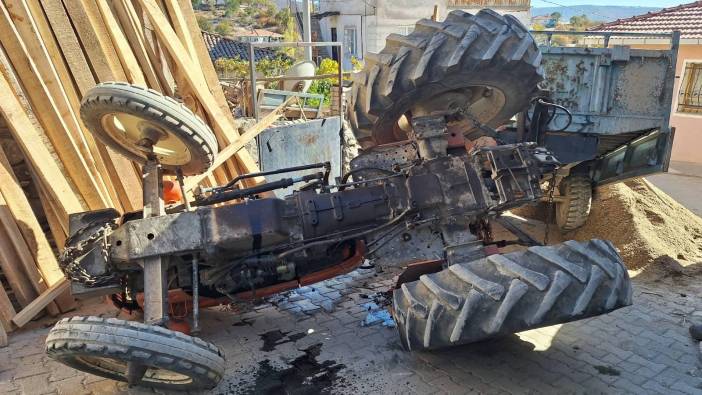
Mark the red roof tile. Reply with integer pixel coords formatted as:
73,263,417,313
589,1,702,39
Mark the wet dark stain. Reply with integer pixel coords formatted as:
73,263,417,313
594,365,621,376
232,318,255,327
259,329,307,352
237,343,346,395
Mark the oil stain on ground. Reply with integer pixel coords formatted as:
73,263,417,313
594,365,621,376
259,329,307,352
232,343,347,394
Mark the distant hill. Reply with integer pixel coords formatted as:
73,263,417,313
531,6,661,23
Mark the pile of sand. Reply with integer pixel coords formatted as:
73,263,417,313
515,178,702,270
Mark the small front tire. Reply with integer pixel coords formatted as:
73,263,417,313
46,316,225,391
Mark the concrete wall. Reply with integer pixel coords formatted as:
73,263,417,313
670,45,702,164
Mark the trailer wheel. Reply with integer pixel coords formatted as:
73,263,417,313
350,9,543,148
80,82,218,176
555,175,593,231
392,239,632,351
46,316,225,391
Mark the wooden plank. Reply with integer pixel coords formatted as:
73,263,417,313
185,96,294,190
38,186,67,251
138,6,176,95
0,2,109,210
113,0,162,91
38,0,95,96
0,282,16,334
31,0,124,212
62,0,126,81
0,193,62,316
164,0,200,67
176,0,238,132
0,225,37,308
0,146,73,311
98,145,143,212
94,0,145,85
60,0,144,210
0,319,6,347
12,278,70,328
175,0,261,185
9,0,113,206
0,64,84,223
138,0,263,178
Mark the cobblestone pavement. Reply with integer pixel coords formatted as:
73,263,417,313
1,264,701,394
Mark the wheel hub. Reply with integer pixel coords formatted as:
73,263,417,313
401,86,507,140
74,356,193,385
101,113,192,166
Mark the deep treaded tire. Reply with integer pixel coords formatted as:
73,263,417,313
556,176,593,231
393,239,632,351
81,82,218,175
46,316,225,390
351,9,543,148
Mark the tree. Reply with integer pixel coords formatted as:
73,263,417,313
197,16,213,32
191,0,201,8
569,14,597,31
550,11,561,23
215,20,233,36
224,0,239,17
274,8,299,56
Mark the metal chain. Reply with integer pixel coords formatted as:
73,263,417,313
58,221,118,286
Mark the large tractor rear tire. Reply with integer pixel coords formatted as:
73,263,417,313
351,9,543,148
393,239,632,351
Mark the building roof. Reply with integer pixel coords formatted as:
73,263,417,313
590,1,702,39
231,27,283,38
201,31,282,61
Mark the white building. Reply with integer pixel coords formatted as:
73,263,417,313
311,0,531,69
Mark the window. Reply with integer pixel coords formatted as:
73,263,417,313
344,27,357,57
678,62,702,114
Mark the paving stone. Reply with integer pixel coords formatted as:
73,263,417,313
5,273,702,394
52,375,90,395
85,379,125,394
15,373,52,395
296,299,322,313
12,361,51,380
0,379,19,394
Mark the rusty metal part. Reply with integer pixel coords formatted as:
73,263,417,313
394,260,444,289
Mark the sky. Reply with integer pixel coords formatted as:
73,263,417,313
531,0,686,7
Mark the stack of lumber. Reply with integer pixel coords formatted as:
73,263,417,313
0,0,270,342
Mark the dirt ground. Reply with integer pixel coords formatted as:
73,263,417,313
513,178,702,272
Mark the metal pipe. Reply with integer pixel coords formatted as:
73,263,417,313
338,41,344,124
248,41,341,48
302,0,312,61
224,72,352,83
249,43,259,121
218,162,329,190
195,173,323,206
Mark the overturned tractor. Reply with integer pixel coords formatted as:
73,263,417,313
46,10,635,391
